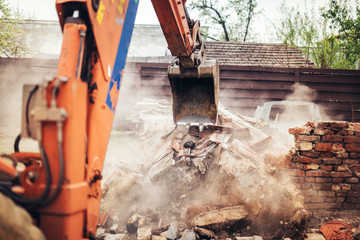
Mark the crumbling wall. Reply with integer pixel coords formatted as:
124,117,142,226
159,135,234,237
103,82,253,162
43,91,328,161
288,121,360,218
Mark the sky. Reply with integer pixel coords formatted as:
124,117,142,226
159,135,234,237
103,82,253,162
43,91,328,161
8,0,330,43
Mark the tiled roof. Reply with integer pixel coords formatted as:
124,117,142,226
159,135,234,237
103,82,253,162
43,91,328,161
203,42,316,68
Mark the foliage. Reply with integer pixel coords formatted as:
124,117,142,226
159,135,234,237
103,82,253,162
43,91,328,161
277,0,360,69
0,0,27,57
188,0,257,42
322,0,360,69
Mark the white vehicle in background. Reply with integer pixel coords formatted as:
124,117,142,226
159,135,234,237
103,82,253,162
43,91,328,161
254,101,322,127
254,101,322,147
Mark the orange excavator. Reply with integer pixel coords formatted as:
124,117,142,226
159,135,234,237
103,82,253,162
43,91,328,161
0,0,219,239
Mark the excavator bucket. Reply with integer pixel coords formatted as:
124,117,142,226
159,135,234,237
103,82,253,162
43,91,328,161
168,59,219,125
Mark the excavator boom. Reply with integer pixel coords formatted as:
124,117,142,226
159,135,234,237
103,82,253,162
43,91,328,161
152,0,219,125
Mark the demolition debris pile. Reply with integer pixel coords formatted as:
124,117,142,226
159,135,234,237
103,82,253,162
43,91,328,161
97,99,308,240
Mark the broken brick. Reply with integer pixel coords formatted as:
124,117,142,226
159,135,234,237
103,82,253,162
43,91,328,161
314,129,334,136
314,143,332,152
342,203,355,209
189,205,248,227
318,191,335,197
289,127,312,135
322,135,343,143
322,158,342,165
345,178,359,184
344,136,360,144
331,144,344,152
320,165,333,172
332,178,344,183
341,184,352,191
306,170,331,177
295,135,320,142
316,177,332,183
330,122,349,129
295,142,313,151
330,171,353,178
342,159,359,165
334,165,349,172
320,152,335,158
298,156,322,164
304,164,319,171
345,144,360,152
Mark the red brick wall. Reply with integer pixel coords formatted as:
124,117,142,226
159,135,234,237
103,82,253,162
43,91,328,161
289,121,360,218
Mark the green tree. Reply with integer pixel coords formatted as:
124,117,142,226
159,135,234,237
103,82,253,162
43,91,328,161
277,0,360,69
322,0,360,69
188,0,257,41
0,0,27,57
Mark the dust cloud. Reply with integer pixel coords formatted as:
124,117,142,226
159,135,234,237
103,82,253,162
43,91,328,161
102,85,304,237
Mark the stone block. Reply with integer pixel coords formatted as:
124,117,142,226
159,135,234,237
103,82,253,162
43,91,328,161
318,191,335,197
334,165,349,172
289,127,312,135
315,177,331,183
345,178,359,184
291,169,305,177
322,158,342,165
314,129,334,136
320,183,331,190
331,185,341,191
296,142,313,151
341,184,352,191
299,156,322,164
290,163,304,170
324,203,342,209
345,198,357,203
336,197,345,203
331,171,353,178
312,183,322,190
336,152,348,159
342,159,358,165
332,178,344,183
306,170,331,177
349,153,360,159
314,143,332,152
336,191,347,197
301,151,320,158
137,227,152,240
322,135,343,143
304,164,320,171
310,196,324,203
331,144,344,152
301,183,311,190
320,165,333,171
350,165,360,171
295,135,320,142
330,122,349,128
320,152,335,158
338,130,354,136
342,203,355,210
324,197,336,203
305,177,316,183
189,205,248,227
344,136,360,144
305,203,324,210
345,144,360,152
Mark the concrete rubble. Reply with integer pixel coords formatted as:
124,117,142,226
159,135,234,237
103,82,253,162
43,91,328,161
96,99,354,240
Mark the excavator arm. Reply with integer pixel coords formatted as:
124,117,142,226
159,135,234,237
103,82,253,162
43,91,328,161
0,0,219,239
152,0,219,126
